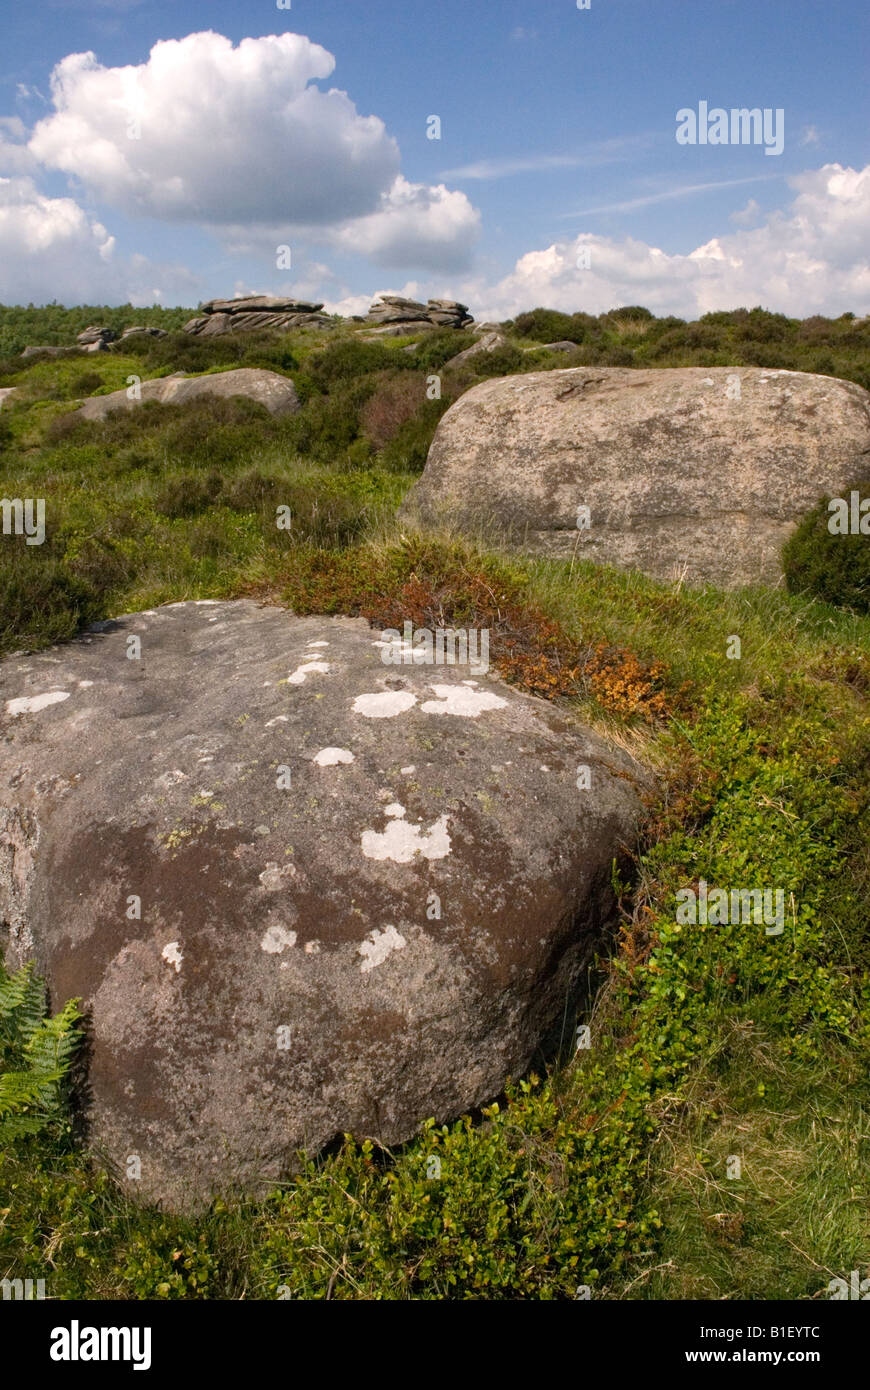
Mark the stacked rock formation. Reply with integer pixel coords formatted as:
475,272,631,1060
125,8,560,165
362,296,473,337
76,325,118,352
183,296,334,336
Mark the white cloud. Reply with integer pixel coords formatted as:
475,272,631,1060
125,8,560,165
0,175,197,305
442,135,655,182
729,197,762,227
325,176,480,270
560,175,779,218
463,164,870,320
29,31,401,226
0,117,39,175
24,30,479,273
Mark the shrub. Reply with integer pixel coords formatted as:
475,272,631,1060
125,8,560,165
468,343,525,377
782,483,870,613
361,372,428,449
408,329,476,370
70,371,105,396
305,336,395,389
607,305,654,322
509,309,585,344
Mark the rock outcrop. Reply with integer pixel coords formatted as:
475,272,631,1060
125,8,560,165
74,367,301,421
400,367,870,588
118,326,169,343
0,600,646,1210
362,295,474,337
77,325,118,352
183,296,334,336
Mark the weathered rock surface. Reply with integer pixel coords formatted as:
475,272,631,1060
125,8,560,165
0,388,18,409
20,345,75,359
183,295,334,336
525,341,581,354
75,368,300,421
364,295,474,331
360,321,437,340
0,600,647,1210
118,326,169,343
77,325,118,350
400,367,870,587
447,331,509,367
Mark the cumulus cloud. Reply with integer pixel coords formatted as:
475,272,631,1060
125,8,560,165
0,117,39,175
325,176,480,270
465,164,870,320
0,175,196,305
28,31,401,226
24,30,479,272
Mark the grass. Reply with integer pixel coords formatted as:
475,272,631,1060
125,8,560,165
0,306,869,1299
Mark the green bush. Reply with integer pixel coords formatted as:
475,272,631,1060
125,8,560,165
783,483,870,613
607,305,654,322
509,308,586,343
305,336,395,389
408,329,476,370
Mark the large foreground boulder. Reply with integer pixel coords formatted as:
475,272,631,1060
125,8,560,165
75,367,300,421
0,601,646,1210
400,367,870,587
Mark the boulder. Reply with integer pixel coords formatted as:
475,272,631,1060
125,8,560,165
200,295,324,316
400,367,870,588
74,367,301,421
118,326,169,342
365,296,474,332
77,326,118,348
525,341,582,354
447,331,509,367
0,388,18,410
20,345,73,359
0,600,647,1210
360,321,437,340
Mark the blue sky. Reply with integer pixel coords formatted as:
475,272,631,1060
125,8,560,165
1,0,868,317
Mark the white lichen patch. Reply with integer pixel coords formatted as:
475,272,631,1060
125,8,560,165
162,941,183,973
361,812,451,863
78,680,94,689
261,923,297,954
314,747,355,767
384,803,405,818
5,690,71,716
156,769,187,788
287,661,330,686
259,862,297,891
306,641,329,648
421,684,508,718
358,925,407,973
400,765,416,775
265,715,289,727
352,690,417,719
